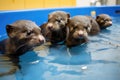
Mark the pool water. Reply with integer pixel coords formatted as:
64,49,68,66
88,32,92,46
0,17,120,80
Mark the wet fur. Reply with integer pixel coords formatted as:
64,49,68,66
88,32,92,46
66,16,89,47
0,20,45,76
0,55,19,76
72,15,100,35
87,16,100,35
96,14,112,29
66,15,101,47
40,11,70,44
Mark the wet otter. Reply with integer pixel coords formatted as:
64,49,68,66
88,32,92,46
0,20,45,76
40,11,70,45
66,16,89,47
96,14,112,29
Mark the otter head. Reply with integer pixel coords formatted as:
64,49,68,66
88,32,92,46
66,18,88,47
6,20,45,55
46,11,70,31
96,14,112,29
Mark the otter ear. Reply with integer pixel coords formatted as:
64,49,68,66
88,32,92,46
6,24,15,38
67,13,70,18
96,15,100,19
96,16,100,22
90,19,93,24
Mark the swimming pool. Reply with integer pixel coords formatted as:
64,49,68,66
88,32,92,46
0,6,120,80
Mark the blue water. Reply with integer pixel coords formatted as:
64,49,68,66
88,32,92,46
0,17,120,80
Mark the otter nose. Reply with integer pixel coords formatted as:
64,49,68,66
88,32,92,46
78,30,84,38
108,21,112,25
78,30,84,36
48,25,53,30
38,35,46,43
47,23,53,30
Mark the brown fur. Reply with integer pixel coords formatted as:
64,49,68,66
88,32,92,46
66,16,89,47
4,20,45,55
87,16,100,35
96,14,112,29
0,20,45,76
72,15,100,35
40,11,70,44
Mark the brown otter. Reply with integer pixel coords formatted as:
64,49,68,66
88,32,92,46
66,16,89,47
96,14,112,29
40,11,70,45
0,20,45,76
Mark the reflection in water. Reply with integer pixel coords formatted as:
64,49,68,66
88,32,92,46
48,44,91,65
16,44,92,80
0,55,18,80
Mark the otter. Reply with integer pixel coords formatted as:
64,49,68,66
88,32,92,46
0,20,45,76
66,16,89,47
96,14,112,29
40,11,70,45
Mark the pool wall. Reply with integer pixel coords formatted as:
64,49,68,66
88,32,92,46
0,6,120,37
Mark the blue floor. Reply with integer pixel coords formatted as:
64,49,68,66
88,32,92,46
0,17,120,80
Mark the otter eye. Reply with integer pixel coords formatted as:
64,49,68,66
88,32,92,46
56,19,61,23
104,19,109,22
27,31,33,35
73,26,77,29
84,26,88,30
104,18,112,22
